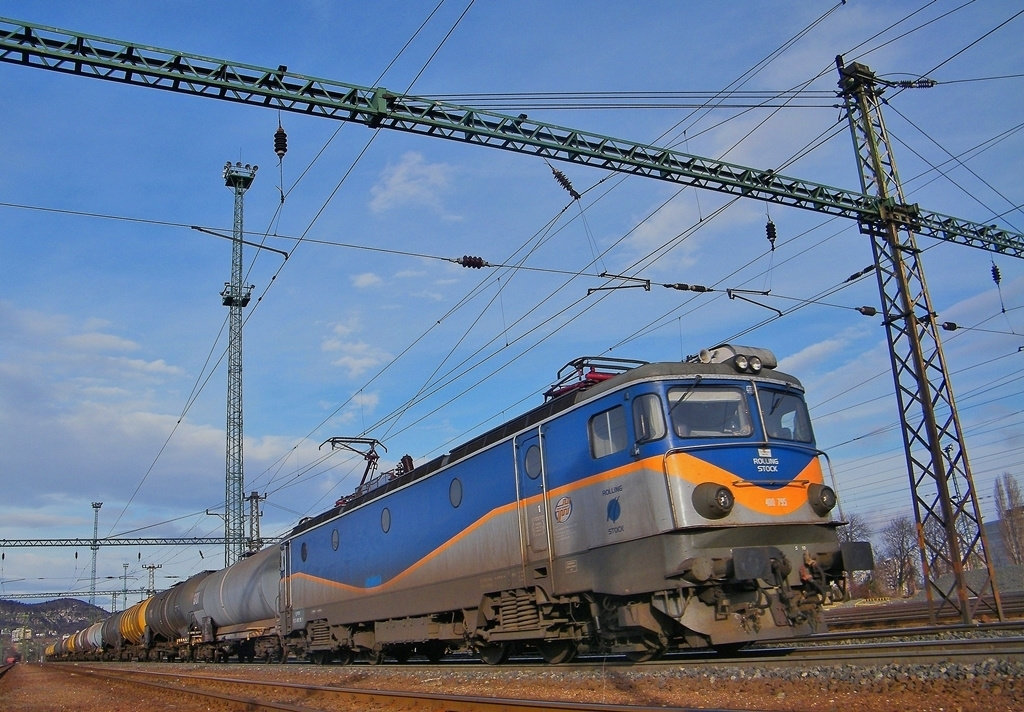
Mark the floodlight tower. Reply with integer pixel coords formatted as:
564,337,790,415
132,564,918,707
89,502,101,605
221,161,257,567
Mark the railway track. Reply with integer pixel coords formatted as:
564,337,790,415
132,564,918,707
474,634,1024,670
714,635,1024,668
823,590,1024,630
22,629,1021,712
48,626,1024,673
44,663,743,712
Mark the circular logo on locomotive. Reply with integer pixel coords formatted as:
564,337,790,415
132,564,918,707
607,497,621,523
554,496,573,523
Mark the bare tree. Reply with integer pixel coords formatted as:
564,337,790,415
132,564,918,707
837,512,872,544
995,472,1024,565
880,516,920,597
835,512,873,599
922,515,952,576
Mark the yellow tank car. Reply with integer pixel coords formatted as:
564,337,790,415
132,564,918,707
119,597,152,644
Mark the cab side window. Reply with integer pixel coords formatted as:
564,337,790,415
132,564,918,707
632,393,666,443
590,406,627,458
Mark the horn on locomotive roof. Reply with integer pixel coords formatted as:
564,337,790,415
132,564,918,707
695,344,778,373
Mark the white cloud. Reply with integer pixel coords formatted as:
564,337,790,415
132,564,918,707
351,391,380,410
394,269,426,279
777,336,849,376
111,357,184,377
319,317,391,377
369,152,456,216
64,331,139,352
351,272,383,289
321,317,360,349
411,290,444,302
330,341,392,378
621,197,761,276
328,390,381,428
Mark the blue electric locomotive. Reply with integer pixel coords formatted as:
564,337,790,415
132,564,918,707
280,344,871,663
48,343,871,664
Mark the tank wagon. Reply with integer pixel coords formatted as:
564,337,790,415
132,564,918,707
49,345,872,664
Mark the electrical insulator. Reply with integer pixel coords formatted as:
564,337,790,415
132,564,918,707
765,219,777,250
992,263,1002,285
274,125,288,159
846,266,874,283
549,165,581,201
856,306,878,317
942,321,959,331
459,255,485,268
895,78,936,89
665,283,710,292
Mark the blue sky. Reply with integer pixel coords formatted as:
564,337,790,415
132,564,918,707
1,1,1022,604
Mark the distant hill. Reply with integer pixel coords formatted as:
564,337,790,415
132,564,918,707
0,598,109,638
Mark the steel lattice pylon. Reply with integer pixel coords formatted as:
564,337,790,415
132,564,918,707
221,162,256,567
837,58,1002,624
89,501,102,605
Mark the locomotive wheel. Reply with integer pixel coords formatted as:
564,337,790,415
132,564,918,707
422,641,447,663
366,650,386,665
624,632,667,662
624,646,665,663
713,642,748,656
536,640,577,664
478,642,510,665
336,648,354,665
391,645,414,664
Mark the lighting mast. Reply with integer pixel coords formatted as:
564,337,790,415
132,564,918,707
89,501,101,605
221,161,257,567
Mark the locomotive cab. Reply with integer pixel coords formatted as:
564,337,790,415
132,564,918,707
583,344,873,647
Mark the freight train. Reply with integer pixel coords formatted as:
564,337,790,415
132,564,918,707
46,344,872,664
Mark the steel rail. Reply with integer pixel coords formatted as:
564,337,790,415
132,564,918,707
824,591,1024,630
48,665,311,712
732,636,1024,667
784,619,1024,644
57,664,744,712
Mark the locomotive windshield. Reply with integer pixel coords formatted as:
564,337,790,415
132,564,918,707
665,382,813,443
668,386,753,438
760,387,813,443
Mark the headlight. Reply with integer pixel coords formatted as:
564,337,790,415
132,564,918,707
693,482,735,519
808,484,837,516
749,355,762,373
734,354,749,371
